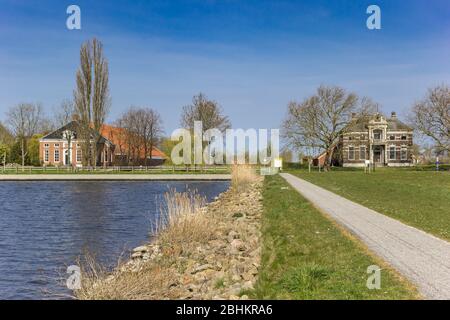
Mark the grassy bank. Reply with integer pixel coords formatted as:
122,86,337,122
253,175,418,299
290,168,450,241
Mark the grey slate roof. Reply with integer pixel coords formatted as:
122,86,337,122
386,118,412,131
41,120,110,144
345,114,412,132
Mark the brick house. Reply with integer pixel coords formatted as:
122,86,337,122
39,120,167,167
39,120,115,167
339,112,414,167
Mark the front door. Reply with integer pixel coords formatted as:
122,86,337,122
373,146,384,164
64,150,70,166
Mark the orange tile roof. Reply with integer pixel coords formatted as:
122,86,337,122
100,124,167,159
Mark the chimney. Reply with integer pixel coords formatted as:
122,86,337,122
391,111,397,119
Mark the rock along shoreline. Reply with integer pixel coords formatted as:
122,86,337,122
79,177,263,300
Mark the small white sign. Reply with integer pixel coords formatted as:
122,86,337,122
273,158,283,168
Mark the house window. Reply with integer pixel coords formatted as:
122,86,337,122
373,130,382,140
389,135,395,140
389,146,396,160
401,147,407,160
54,149,60,162
360,146,366,160
76,149,82,163
44,149,49,162
401,135,407,140
54,143,59,148
348,146,355,160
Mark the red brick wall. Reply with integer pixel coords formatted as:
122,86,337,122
39,141,78,166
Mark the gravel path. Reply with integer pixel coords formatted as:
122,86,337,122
280,173,450,300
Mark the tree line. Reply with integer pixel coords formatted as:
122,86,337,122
282,84,450,170
1,37,448,168
0,39,230,167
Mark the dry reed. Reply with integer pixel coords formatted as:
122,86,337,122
231,165,259,191
75,188,216,299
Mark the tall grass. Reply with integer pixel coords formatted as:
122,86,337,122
75,252,177,300
155,189,215,247
75,166,259,299
231,165,259,191
75,188,216,299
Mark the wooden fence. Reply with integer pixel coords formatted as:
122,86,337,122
0,165,232,174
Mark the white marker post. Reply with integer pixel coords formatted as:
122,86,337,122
365,159,371,173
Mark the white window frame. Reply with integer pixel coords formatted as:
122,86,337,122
389,146,396,160
401,147,408,160
54,149,60,162
373,130,382,140
359,146,366,160
76,149,82,163
44,149,49,162
348,146,355,160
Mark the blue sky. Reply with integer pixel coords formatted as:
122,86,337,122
0,0,449,132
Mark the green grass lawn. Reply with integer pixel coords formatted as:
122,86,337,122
289,168,450,241
253,175,418,299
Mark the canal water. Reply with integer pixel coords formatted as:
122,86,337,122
0,180,229,299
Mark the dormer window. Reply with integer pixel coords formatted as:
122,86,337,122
373,130,382,140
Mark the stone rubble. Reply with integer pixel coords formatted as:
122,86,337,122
123,179,263,299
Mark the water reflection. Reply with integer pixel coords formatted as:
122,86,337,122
0,180,229,299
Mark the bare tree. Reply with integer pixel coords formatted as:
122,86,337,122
116,107,163,165
54,99,75,128
74,38,110,166
38,116,55,134
180,93,231,131
6,103,43,167
410,85,450,154
140,108,163,166
118,108,141,165
282,85,376,170
111,117,128,165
